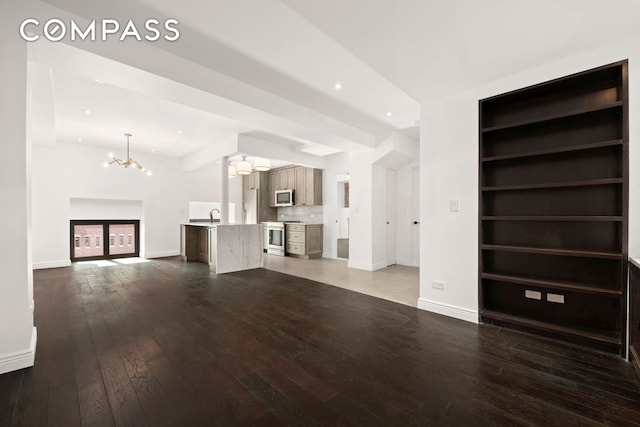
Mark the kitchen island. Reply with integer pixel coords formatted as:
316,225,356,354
180,223,263,274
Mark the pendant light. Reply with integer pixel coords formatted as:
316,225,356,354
236,155,252,175
253,157,271,171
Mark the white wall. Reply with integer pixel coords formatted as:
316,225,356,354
418,35,640,323
346,150,388,271
334,179,349,239
0,6,36,375
32,142,242,268
322,152,349,259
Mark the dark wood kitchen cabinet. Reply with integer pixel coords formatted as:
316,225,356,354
243,171,262,191
478,60,628,354
269,166,323,207
294,166,323,206
285,223,323,259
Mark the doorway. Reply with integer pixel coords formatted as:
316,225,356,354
336,173,349,259
70,220,140,262
411,166,420,266
386,169,397,266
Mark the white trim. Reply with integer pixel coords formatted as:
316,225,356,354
418,298,479,324
347,260,387,271
33,260,71,270
144,250,180,259
0,327,37,375
395,258,418,267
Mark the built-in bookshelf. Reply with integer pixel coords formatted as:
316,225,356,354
478,61,628,354
629,260,640,374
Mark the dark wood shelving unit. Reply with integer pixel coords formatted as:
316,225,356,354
480,273,622,296
481,245,622,260
482,216,623,222
480,310,622,346
630,260,640,376
478,61,628,354
480,101,623,133
481,139,623,163
481,178,623,192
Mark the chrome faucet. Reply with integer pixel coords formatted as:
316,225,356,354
209,208,220,223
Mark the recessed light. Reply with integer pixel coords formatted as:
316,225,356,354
77,137,83,142
84,109,91,115
334,82,343,91
94,79,104,84
386,111,393,117
151,148,156,153
177,129,183,134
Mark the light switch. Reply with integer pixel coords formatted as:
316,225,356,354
450,199,460,212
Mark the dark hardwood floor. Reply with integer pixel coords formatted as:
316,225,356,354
1,257,639,426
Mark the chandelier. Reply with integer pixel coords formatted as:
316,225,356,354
230,155,271,177
104,133,152,176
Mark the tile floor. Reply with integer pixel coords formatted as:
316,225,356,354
263,254,419,307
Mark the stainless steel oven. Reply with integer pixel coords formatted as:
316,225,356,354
266,222,285,256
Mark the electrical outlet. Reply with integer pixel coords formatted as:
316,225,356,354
450,199,460,212
432,281,446,290
547,293,565,304
525,290,541,300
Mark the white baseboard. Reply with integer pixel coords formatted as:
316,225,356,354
347,260,387,271
0,327,37,375
396,258,419,267
418,298,479,324
144,250,180,259
33,260,71,270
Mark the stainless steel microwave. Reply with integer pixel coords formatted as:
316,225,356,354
274,189,294,207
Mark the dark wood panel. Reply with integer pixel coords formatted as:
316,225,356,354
0,258,638,426
469,250,617,291
481,63,621,128
482,146,622,187
630,261,640,379
482,108,622,157
483,185,622,216
482,102,621,132
482,139,622,162
483,220,621,252
482,280,621,332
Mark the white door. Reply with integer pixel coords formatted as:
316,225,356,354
411,166,420,267
386,169,397,266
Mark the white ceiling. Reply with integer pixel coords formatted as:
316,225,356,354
29,0,640,168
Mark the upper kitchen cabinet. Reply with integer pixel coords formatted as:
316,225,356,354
243,171,276,223
243,171,263,191
294,166,323,206
268,168,294,192
269,166,323,206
